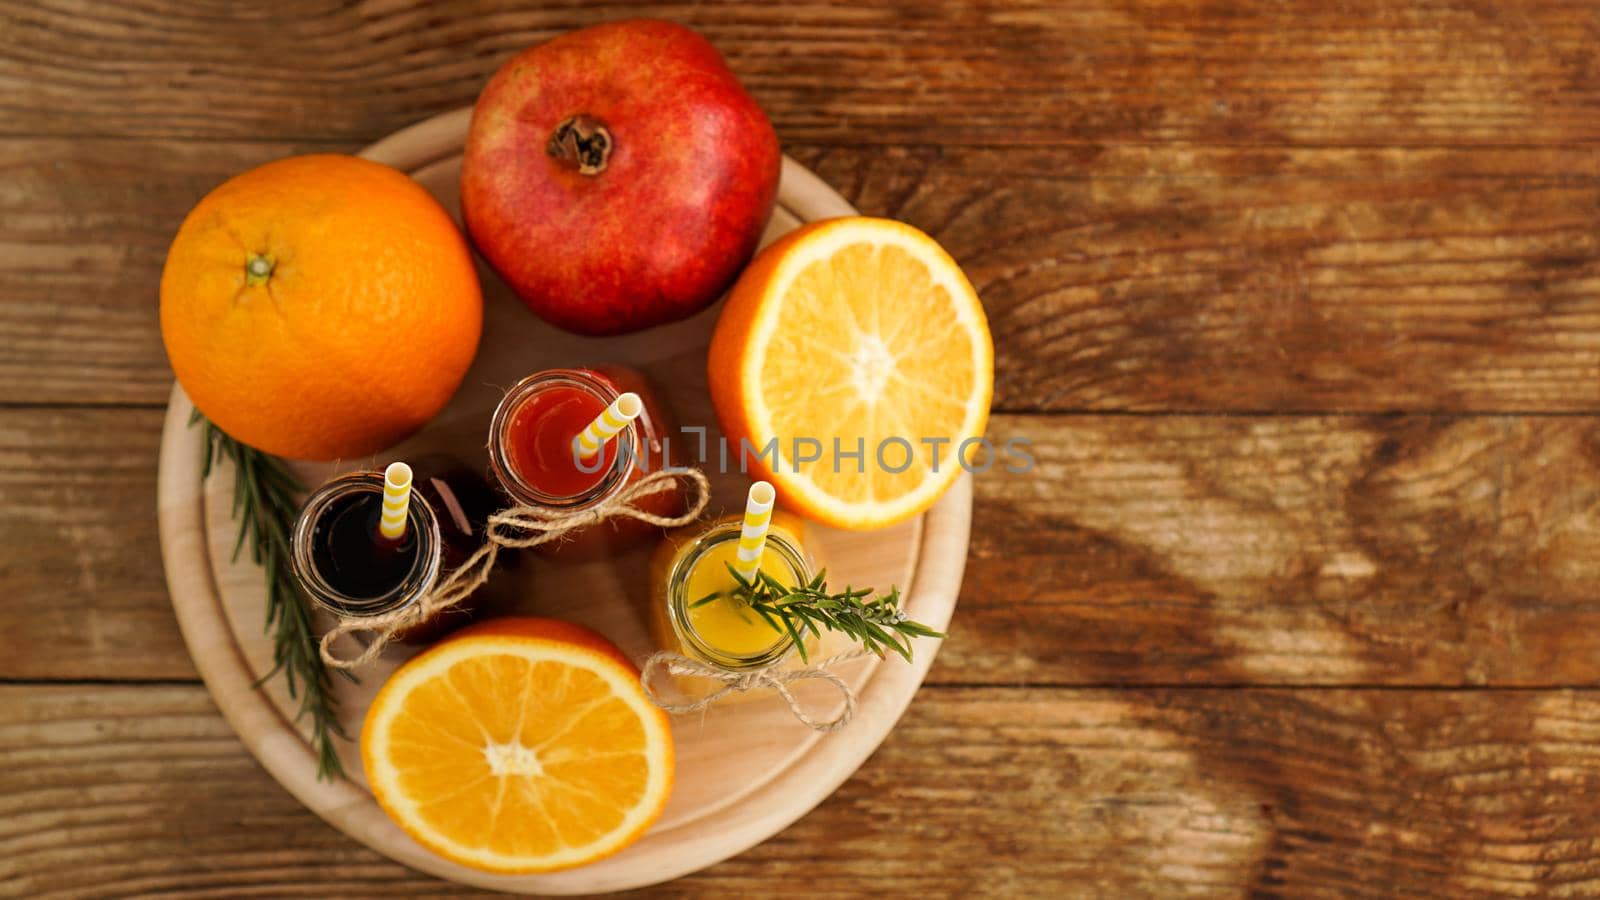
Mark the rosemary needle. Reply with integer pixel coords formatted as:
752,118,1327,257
690,562,945,663
193,411,351,781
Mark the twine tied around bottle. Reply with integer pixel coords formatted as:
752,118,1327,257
639,649,872,732
319,467,711,670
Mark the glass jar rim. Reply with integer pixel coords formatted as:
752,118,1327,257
666,521,811,671
290,471,442,618
487,369,639,511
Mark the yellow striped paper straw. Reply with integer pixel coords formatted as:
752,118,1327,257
733,481,777,582
378,462,413,540
573,391,643,459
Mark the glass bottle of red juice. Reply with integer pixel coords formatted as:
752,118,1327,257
290,455,497,643
487,367,683,558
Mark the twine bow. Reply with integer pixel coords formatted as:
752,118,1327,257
640,650,871,732
319,467,711,670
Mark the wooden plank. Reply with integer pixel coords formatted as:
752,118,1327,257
8,683,1600,897
950,413,1600,687
14,408,1600,687
3,1,1598,147
5,138,1600,410
0,407,189,680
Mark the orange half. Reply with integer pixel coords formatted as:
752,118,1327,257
361,618,674,874
709,217,993,529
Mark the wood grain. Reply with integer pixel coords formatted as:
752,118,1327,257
4,1,1598,148
949,413,1600,687
5,0,1600,893
4,140,1599,411
10,683,1600,898
0,407,183,680
19,407,1600,688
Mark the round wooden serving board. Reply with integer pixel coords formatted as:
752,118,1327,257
156,108,972,894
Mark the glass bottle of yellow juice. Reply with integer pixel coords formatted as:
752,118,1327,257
648,512,816,678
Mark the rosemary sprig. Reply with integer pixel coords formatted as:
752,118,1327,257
192,411,352,780
693,565,945,663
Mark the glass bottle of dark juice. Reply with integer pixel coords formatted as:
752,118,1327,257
290,456,497,643
487,367,683,559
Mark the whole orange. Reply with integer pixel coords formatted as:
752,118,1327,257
160,154,482,460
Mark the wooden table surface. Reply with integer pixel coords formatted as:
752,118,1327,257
6,1,1600,896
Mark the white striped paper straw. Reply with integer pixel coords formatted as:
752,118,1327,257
733,481,777,582
378,462,413,540
573,392,643,460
